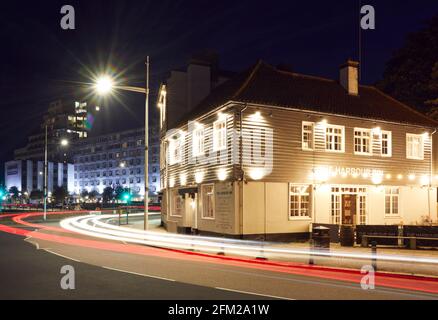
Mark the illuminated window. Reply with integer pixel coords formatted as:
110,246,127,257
325,125,344,152
289,184,311,218
385,187,399,216
192,127,205,156
406,134,424,160
302,122,314,150
213,119,227,151
169,137,182,165
381,131,392,157
201,184,215,219
354,128,371,155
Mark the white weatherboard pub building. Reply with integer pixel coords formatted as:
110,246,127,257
158,59,438,240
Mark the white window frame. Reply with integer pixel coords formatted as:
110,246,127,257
288,184,312,220
170,189,183,217
192,127,205,157
381,130,392,157
302,121,315,151
169,137,182,165
384,187,400,217
325,124,345,153
213,119,227,151
201,184,215,220
406,133,424,160
354,128,372,156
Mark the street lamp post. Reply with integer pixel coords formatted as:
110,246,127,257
43,125,69,221
144,56,150,231
93,56,150,230
43,125,48,220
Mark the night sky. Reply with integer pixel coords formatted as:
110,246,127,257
1,0,438,183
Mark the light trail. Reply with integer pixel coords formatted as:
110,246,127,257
1,211,438,294
60,213,438,266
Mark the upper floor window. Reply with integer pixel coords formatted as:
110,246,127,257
354,128,371,155
289,184,311,219
302,122,314,150
325,125,344,152
169,137,183,165
213,119,227,151
406,134,424,160
192,127,205,156
381,131,392,157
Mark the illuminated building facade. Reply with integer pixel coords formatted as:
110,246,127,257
4,160,74,194
72,125,160,201
159,60,438,240
14,100,94,163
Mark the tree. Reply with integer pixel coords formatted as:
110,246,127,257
52,186,68,205
8,186,19,201
80,190,89,199
377,14,438,113
89,190,99,202
102,187,114,203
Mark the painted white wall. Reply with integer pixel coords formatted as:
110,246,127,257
243,182,310,235
265,182,310,234
313,184,331,224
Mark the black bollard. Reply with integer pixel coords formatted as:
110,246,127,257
371,241,377,272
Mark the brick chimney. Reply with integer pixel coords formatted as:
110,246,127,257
339,60,359,95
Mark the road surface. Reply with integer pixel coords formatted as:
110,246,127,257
0,212,437,300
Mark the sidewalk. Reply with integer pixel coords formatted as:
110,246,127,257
122,218,438,277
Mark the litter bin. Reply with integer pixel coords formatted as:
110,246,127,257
312,226,330,249
340,225,355,247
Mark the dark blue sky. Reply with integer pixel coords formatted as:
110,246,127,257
1,0,438,183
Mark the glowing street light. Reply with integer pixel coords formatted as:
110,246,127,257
91,57,150,230
95,76,114,95
60,139,69,146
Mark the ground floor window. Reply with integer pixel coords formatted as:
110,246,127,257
289,184,311,218
201,184,215,219
331,186,367,225
385,187,399,216
170,189,184,217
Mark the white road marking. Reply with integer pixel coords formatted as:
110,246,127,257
215,287,294,300
43,249,81,262
24,237,40,250
101,266,176,282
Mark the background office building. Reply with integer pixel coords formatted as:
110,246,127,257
4,160,74,194
73,125,160,201
14,99,95,163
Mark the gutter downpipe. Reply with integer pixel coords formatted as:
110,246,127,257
239,104,248,238
429,129,437,222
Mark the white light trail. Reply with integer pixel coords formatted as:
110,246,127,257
60,214,438,266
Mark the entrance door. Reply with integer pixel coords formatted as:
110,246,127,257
342,194,357,225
